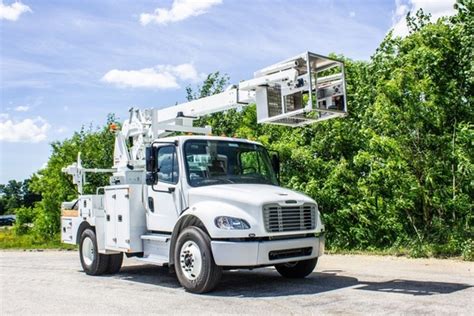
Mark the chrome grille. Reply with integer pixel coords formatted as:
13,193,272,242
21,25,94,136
263,203,316,233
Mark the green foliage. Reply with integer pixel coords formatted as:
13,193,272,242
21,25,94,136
0,228,74,250
0,179,40,215
186,6,473,259
27,114,118,239
13,206,37,235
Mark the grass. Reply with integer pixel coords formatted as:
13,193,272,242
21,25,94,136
326,243,473,261
0,228,76,250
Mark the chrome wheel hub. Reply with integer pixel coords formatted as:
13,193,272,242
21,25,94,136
82,237,95,266
180,241,202,281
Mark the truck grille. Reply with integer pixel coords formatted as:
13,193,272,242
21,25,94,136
263,203,316,233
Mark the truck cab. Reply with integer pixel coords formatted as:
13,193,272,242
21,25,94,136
147,135,325,260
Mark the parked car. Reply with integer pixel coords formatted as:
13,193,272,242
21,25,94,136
0,215,16,226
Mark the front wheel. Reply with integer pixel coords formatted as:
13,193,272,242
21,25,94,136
275,258,318,278
174,226,222,293
79,228,109,275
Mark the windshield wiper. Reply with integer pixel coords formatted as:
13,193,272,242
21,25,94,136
197,178,234,185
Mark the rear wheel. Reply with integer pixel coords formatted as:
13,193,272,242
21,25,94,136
275,258,318,278
79,228,109,275
174,226,222,293
106,253,123,274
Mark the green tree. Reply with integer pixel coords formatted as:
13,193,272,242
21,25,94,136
27,115,117,238
0,179,40,215
0,180,23,214
183,5,473,257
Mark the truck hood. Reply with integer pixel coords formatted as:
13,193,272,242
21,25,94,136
188,184,315,207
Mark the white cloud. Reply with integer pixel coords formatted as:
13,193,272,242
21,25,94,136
14,105,29,112
140,0,222,25
391,0,456,37
159,63,203,82
56,126,67,134
101,63,202,89
349,11,356,18
0,1,31,21
0,114,50,143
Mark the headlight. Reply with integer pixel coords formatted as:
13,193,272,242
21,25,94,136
214,216,250,230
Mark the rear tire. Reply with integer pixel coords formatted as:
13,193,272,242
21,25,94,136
106,253,123,274
174,226,222,293
79,228,109,275
275,258,318,278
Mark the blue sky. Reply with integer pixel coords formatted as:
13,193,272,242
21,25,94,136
0,0,455,183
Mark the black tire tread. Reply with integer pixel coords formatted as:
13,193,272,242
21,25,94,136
79,228,109,276
275,258,318,278
106,253,123,274
174,226,222,293
194,228,222,293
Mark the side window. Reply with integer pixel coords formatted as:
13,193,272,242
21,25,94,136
157,146,179,184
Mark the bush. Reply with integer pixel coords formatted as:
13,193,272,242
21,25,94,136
461,239,473,261
13,206,37,235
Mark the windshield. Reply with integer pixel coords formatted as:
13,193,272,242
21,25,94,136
184,140,278,187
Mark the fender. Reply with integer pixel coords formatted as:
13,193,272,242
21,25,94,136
168,214,207,267
76,221,93,245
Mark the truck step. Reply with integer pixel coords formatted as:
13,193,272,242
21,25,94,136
141,234,170,242
135,255,169,266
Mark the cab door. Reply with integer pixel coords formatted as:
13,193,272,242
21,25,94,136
146,145,182,232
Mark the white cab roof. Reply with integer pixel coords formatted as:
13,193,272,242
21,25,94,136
156,135,263,146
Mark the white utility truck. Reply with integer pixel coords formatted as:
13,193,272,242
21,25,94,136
61,52,347,293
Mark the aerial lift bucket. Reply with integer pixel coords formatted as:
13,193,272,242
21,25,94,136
239,52,348,127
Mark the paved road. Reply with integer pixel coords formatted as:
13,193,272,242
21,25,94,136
0,251,473,315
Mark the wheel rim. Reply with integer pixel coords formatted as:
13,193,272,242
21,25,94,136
179,240,202,281
82,236,95,267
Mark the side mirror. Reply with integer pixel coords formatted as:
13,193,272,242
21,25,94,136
146,146,158,185
271,153,280,175
145,146,156,172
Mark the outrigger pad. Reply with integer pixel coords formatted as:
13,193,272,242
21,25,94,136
241,52,348,127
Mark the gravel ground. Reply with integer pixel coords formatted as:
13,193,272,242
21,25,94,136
0,251,473,315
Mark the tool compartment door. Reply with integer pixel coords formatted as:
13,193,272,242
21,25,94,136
115,188,131,249
104,185,146,252
104,189,118,249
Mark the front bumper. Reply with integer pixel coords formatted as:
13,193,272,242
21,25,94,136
211,236,324,266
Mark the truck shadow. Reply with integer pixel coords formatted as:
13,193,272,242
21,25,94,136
114,264,472,297
355,279,472,296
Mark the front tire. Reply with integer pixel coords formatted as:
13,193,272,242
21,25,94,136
79,228,109,275
174,226,222,293
275,258,318,278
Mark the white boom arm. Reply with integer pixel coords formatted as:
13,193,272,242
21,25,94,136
63,51,348,182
